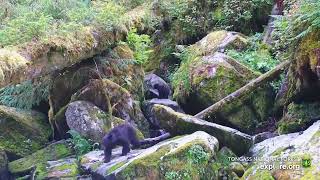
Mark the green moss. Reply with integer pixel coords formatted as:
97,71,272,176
310,131,320,144
297,30,320,72
278,121,301,134
0,106,51,157
0,49,28,82
35,159,79,179
160,143,213,179
8,141,73,174
215,148,236,167
108,161,126,175
34,163,48,179
277,102,320,134
244,169,274,180
54,162,79,176
119,145,171,178
301,165,319,180
271,147,290,156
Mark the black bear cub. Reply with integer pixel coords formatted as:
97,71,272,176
102,124,140,163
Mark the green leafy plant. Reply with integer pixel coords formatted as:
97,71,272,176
115,0,145,9
171,50,192,93
68,130,95,159
94,1,125,30
227,34,279,73
286,0,320,41
187,145,210,164
125,28,153,65
218,0,273,34
0,0,126,47
158,0,214,37
0,12,52,47
165,171,183,180
273,0,320,56
0,79,50,110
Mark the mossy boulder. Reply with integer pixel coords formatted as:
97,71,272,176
104,44,145,101
208,146,248,179
146,0,270,73
0,49,29,87
81,131,219,179
173,52,255,113
49,44,144,115
244,121,320,179
71,79,134,121
49,44,144,138
9,140,73,178
172,32,273,133
276,30,320,107
152,104,253,156
71,79,149,137
229,162,245,177
65,101,131,143
36,157,80,179
277,102,320,134
0,105,51,158
186,31,248,56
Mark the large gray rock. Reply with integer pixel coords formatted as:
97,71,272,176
71,79,150,137
65,101,125,142
49,44,145,138
153,104,253,155
243,121,320,179
144,73,171,99
71,79,135,122
80,131,219,179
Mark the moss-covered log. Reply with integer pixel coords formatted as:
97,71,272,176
0,5,149,88
195,60,290,120
153,105,252,156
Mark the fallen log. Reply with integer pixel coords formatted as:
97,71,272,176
195,60,291,120
153,104,253,156
0,5,149,88
140,132,171,148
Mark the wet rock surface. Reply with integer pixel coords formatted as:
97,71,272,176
81,131,219,179
244,121,320,179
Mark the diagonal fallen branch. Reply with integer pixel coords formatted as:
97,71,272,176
195,60,291,119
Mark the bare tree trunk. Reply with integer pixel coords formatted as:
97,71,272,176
139,132,171,148
195,60,291,119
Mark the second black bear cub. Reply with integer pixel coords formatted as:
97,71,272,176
102,124,140,163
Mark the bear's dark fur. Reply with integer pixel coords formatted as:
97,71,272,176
102,124,140,163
